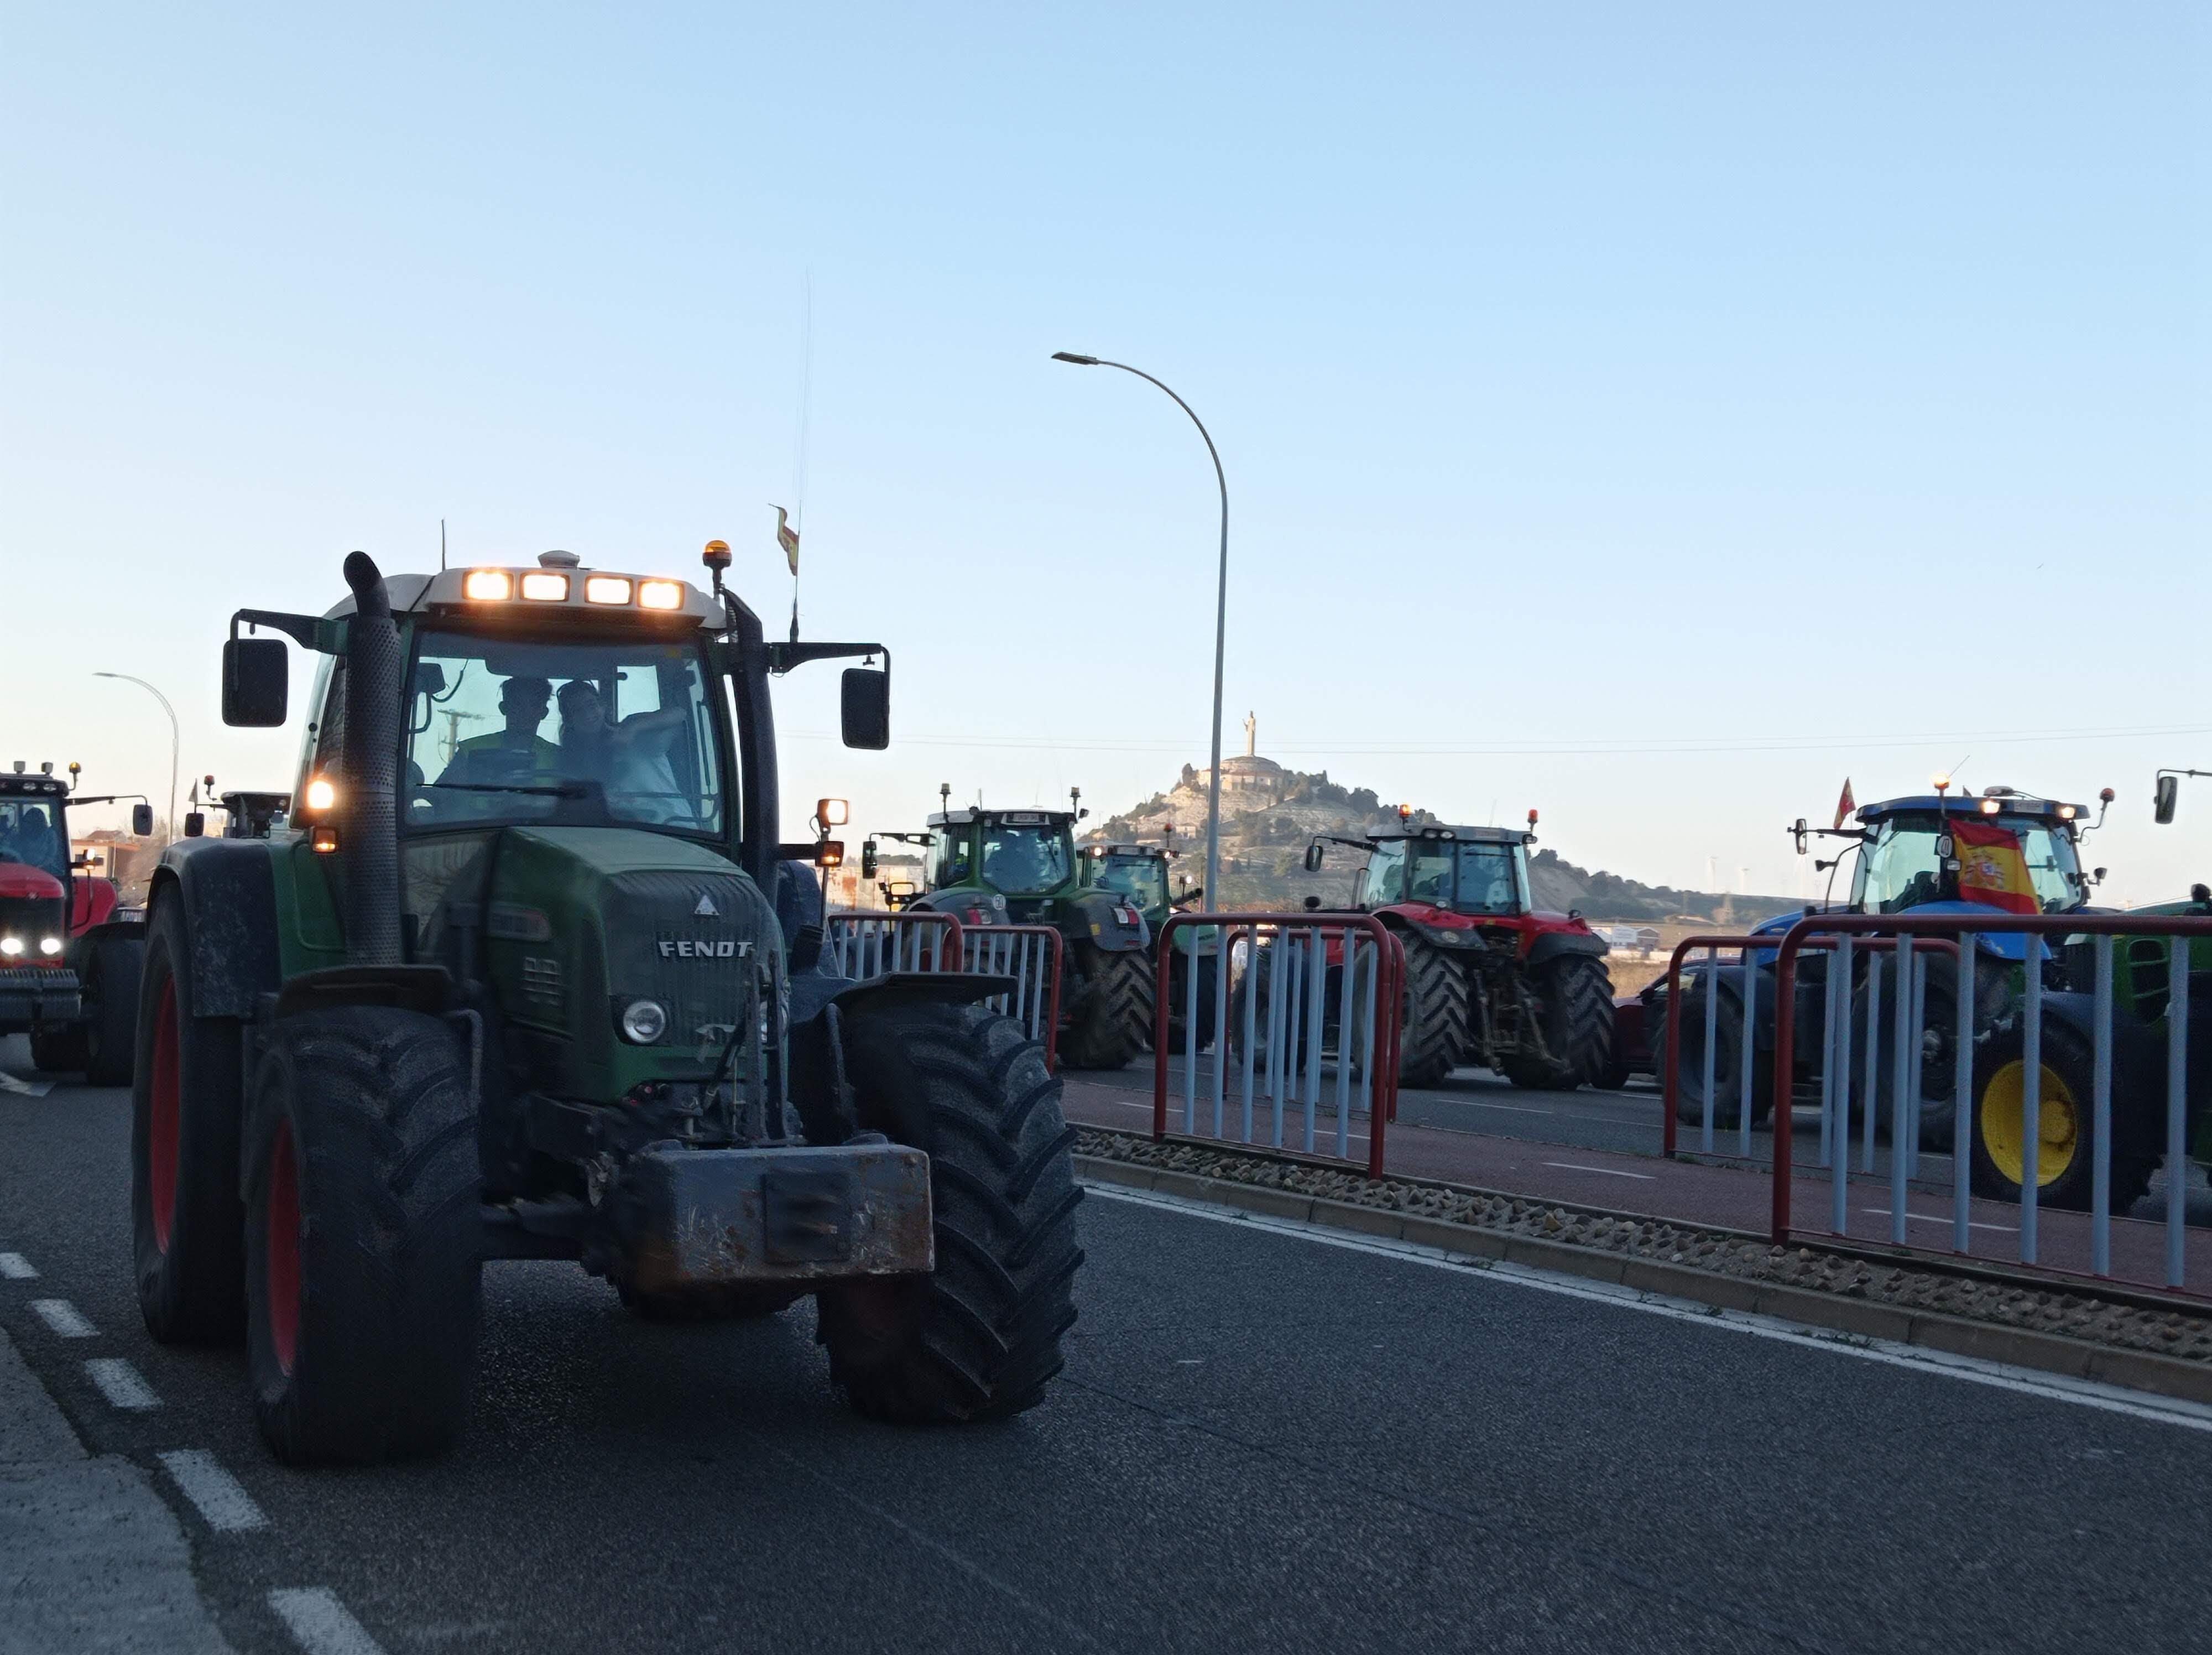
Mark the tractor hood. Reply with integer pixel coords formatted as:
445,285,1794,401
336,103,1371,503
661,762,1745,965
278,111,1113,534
480,826,784,1100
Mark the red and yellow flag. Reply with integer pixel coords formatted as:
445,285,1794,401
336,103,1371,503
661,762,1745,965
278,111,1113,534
1952,816,2038,914
1832,778,1855,831
772,505,800,575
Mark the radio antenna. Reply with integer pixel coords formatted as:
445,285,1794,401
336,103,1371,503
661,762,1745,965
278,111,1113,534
440,518,448,571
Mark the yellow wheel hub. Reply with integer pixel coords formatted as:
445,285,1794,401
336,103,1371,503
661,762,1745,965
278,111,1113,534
1979,1059,2079,1188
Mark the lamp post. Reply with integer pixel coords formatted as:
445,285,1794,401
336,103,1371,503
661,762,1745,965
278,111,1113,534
1052,352,1230,913
93,673,178,844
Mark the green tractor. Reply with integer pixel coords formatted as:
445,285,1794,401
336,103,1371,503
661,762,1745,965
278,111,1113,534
1077,838,1218,1052
888,789,1153,1069
134,547,1082,1464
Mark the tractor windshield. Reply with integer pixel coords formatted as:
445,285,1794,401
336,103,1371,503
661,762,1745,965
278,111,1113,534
403,629,727,836
0,800,69,882
1364,837,1526,914
979,825,1071,894
1093,855,1167,912
1852,811,2086,915
1452,842,1526,915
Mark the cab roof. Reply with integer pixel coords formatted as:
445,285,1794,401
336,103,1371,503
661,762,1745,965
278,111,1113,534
1370,824,1532,845
927,808,1074,830
0,774,69,798
1859,791,2086,824
321,556,720,628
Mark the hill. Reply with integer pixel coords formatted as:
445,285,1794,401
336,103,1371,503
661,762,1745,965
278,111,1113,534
1088,751,1799,924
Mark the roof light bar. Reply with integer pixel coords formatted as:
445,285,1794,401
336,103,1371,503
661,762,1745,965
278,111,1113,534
519,571,570,602
638,579,682,611
464,569,512,601
585,576,633,606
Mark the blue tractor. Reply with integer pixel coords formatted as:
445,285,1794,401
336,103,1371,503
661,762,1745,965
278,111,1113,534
1646,786,2109,1151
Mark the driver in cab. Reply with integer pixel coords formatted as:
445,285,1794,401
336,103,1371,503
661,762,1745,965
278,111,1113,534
437,675,560,791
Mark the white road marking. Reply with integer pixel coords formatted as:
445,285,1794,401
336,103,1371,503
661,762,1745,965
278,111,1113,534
1541,1161,1657,1180
158,1449,269,1532
1866,1206,2018,1235
29,1298,94,1337
269,1588,386,1655
1083,1181,2212,1435
0,1251,36,1279
1452,1100,1549,1115
0,1070,54,1096
85,1357,160,1411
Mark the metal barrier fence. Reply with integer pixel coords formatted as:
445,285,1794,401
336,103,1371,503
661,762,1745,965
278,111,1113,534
822,910,963,977
1151,912,1404,1178
1658,913,2211,1295
960,925,1064,1071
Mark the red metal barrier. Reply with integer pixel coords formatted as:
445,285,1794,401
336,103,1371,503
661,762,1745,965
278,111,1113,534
1151,912,1404,1178
961,923,1064,1071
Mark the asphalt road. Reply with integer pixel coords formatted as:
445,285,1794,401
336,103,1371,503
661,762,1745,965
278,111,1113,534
6,1048,2212,1653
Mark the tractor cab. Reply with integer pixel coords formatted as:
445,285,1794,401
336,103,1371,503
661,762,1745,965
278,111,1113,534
1354,826,1533,919
0,770,76,960
923,808,1083,920
1078,842,1181,929
1844,790,2096,918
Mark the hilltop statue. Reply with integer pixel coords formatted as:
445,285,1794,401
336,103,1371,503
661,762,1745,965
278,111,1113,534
1243,711,1256,757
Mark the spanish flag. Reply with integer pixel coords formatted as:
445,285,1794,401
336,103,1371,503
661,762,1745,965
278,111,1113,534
1833,778,1855,831
1952,816,2038,914
772,505,800,575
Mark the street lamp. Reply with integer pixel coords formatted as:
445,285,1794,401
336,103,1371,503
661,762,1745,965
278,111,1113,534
1052,352,1231,913
93,673,178,844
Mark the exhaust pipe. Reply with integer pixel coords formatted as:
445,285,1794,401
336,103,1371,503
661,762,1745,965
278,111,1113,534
341,551,403,966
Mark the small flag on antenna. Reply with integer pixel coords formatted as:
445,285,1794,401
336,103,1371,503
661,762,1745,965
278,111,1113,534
1833,777,1855,831
772,506,800,575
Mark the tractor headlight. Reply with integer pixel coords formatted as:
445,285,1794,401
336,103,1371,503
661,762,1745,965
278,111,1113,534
0,938,20,956
619,999,667,1044
39,937,62,956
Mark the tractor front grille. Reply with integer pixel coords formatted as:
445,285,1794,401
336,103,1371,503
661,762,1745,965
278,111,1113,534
602,868,784,1059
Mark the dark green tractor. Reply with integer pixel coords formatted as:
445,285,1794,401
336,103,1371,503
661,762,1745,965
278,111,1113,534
133,547,1081,1464
1078,840,1217,1052
899,794,1153,1069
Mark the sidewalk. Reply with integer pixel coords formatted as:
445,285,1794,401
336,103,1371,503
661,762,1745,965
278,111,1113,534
0,1325,231,1653
1060,1076,2212,1294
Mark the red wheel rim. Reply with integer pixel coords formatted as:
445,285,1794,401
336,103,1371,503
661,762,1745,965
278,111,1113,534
148,981,181,1253
265,1117,302,1375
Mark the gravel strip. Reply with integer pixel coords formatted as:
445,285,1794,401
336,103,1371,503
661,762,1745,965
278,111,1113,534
1074,1127,2212,1365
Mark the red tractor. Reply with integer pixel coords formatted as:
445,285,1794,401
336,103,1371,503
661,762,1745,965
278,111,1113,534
0,763,153,1082
1303,813,1615,1089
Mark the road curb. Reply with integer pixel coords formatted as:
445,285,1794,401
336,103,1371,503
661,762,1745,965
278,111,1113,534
1074,1154,2212,1407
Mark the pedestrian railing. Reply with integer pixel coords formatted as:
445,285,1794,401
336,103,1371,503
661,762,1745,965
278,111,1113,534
822,910,963,977
960,924,1063,1071
1656,913,2211,1297
1151,912,1404,1178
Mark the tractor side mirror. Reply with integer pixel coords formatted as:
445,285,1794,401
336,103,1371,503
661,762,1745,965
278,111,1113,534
182,811,206,838
131,803,154,836
2093,867,2107,886
1303,841,1324,872
860,840,879,881
222,637,289,727
839,669,889,750
2155,774,2179,825
1791,818,1808,856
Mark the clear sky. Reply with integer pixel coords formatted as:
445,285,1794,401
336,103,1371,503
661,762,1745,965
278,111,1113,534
3,4,2203,902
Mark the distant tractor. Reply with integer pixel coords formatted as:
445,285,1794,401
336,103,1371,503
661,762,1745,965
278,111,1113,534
0,763,153,1084
1078,839,1217,1051
1301,813,1615,1089
896,792,1153,1069
136,547,1081,1464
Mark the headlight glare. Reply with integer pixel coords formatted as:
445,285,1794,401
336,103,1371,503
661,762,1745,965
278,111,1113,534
0,938,21,956
619,999,667,1044
39,937,62,956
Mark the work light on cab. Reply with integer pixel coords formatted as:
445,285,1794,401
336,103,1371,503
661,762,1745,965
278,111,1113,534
520,571,569,602
585,576,632,606
464,569,512,601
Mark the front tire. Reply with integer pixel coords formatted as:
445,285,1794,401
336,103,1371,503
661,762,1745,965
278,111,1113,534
83,935,145,1086
1059,943,1152,1070
244,1006,482,1464
1660,981,1773,1130
815,1002,1082,1423
1396,932,1467,1089
132,898,246,1345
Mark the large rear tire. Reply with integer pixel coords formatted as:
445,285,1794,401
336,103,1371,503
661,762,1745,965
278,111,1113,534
1968,1021,2157,1212
244,1005,482,1464
1506,953,1615,1090
1660,980,1773,1130
815,1001,1081,1423
132,898,247,1345
1058,943,1152,1070
1396,932,1467,1089
84,935,145,1086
